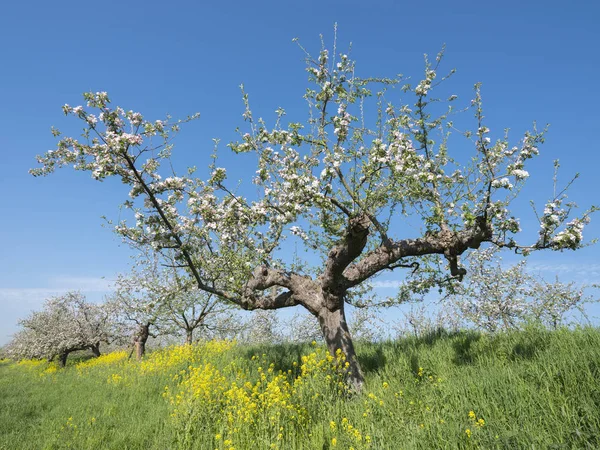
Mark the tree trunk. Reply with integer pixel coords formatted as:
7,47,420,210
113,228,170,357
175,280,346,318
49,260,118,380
135,341,145,360
133,323,150,360
90,344,101,357
58,351,68,368
317,303,364,392
185,329,193,345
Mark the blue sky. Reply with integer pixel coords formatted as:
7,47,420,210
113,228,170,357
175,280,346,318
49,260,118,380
1,0,599,344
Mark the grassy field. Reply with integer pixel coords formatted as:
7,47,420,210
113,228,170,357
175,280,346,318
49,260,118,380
1,326,599,449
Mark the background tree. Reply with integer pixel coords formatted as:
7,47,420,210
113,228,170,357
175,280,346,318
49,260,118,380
108,265,168,360
242,310,284,344
531,278,595,329
32,37,595,389
394,304,439,338
287,311,323,343
7,292,111,366
347,307,386,342
163,288,237,345
448,248,597,332
108,253,237,358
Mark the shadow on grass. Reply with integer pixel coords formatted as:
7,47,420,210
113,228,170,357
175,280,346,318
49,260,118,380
356,345,387,374
451,331,482,365
450,327,548,366
241,342,308,376
509,330,548,361
239,327,551,380
392,328,461,352
510,341,539,360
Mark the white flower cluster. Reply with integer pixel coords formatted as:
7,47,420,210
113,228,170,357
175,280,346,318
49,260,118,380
289,225,309,241
333,104,352,141
510,168,529,180
415,69,436,96
551,217,589,250
538,200,569,244
491,177,513,190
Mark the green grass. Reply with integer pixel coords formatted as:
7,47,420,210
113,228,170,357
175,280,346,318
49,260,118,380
1,326,599,449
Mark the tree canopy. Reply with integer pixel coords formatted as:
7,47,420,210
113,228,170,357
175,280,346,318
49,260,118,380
31,39,595,389
6,292,111,366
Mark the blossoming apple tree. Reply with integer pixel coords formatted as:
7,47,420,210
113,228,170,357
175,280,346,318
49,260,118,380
107,268,167,361
448,247,598,331
31,41,595,389
108,252,237,359
8,292,112,366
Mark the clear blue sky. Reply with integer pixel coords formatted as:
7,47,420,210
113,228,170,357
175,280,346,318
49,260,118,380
1,0,599,344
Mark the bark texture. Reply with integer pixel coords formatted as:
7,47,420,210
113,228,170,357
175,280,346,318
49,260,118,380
133,323,150,360
317,303,364,391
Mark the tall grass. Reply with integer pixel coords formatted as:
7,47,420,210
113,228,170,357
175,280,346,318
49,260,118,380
1,326,599,449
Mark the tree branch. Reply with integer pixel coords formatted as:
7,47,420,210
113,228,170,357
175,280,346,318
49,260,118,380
120,151,245,307
241,290,297,310
343,216,491,287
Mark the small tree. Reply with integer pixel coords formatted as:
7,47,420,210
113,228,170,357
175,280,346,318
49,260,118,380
107,276,159,360
448,248,531,332
243,310,285,344
32,36,595,389
287,311,323,343
108,253,236,358
8,292,111,366
164,288,237,345
531,278,595,329
348,307,386,342
448,247,597,331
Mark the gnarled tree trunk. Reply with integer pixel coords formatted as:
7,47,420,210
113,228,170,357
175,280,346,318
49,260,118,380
133,323,150,360
185,329,193,345
317,302,364,391
54,345,88,367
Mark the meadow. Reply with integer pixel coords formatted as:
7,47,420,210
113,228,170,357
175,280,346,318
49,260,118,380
1,326,599,449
